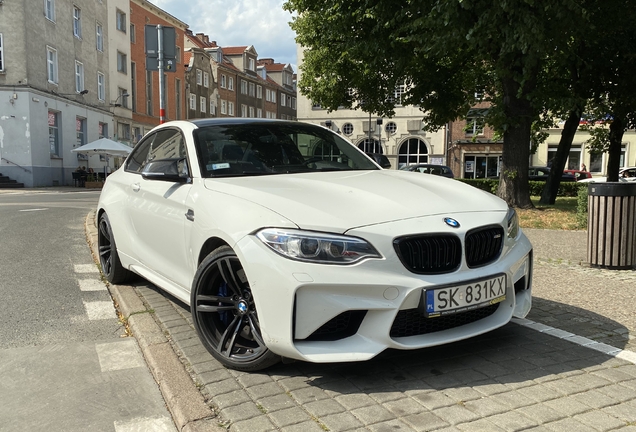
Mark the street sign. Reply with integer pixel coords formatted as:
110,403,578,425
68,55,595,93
145,25,176,72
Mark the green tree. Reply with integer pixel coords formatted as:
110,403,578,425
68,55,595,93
285,0,589,208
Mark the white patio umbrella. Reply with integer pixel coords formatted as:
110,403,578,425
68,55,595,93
71,138,133,157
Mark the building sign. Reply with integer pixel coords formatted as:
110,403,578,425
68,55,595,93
465,160,474,173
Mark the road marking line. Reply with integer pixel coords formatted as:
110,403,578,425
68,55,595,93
96,339,146,372
83,300,117,320
19,208,49,212
512,318,636,365
78,279,107,291
74,264,99,273
114,416,177,432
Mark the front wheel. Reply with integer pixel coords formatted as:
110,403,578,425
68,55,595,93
191,246,280,371
97,212,133,284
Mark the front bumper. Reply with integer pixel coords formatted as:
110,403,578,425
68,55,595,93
235,212,533,363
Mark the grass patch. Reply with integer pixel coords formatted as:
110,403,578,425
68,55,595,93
517,197,583,230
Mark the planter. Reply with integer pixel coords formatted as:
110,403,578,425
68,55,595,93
84,181,104,189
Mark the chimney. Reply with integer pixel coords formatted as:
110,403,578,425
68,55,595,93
196,33,205,41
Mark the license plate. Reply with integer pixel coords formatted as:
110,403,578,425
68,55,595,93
422,274,506,317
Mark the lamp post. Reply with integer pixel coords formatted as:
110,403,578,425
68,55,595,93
111,92,129,107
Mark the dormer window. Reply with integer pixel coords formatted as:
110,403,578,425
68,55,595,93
248,58,255,71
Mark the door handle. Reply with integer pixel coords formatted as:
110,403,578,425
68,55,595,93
131,183,140,192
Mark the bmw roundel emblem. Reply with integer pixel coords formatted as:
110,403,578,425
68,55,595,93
444,217,460,228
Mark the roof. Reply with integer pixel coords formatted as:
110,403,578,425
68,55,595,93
222,46,249,55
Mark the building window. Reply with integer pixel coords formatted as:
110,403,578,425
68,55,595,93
342,123,354,136
241,104,247,117
210,100,215,115
241,79,248,95
75,61,84,93
117,51,127,74
130,62,136,112
176,46,181,63
97,72,105,101
116,9,126,33
176,79,182,119
45,0,55,21
200,96,206,113
271,92,276,104
0,34,3,72
228,102,234,116
265,89,271,102
99,122,108,139
220,74,226,88
248,58,255,71
96,22,103,51
47,46,58,84
257,108,262,118
385,122,397,135
257,85,262,99
228,77,234,91
73,6,81,38
398,138,429,169
464,117,485,136
249,107,254,118
130,23,136,43
196,69,202,85
117,122,131,141
249,82,255,97
48,111,59,156
281,94,286,106
221,100,227,114
146,71,152,115
189,94,196,110
203,72,209,88
76,116,86,149
292,97,296,109
118,87,129,109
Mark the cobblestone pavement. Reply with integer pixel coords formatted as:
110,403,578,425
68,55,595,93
130,228,636,432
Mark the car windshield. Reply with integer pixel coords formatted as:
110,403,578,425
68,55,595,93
193,122,379,177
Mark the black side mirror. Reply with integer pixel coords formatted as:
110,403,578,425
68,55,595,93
141,158,189,183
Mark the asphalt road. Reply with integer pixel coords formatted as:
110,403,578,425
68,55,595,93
0,188,176,432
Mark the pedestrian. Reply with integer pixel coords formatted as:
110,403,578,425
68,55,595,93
580,163,587,172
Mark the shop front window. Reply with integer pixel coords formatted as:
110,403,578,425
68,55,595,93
397,138,428,168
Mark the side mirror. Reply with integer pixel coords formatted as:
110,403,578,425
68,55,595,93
141,158,190,183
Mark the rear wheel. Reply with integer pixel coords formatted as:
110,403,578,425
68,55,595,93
98,213,133,284
191,246,279,371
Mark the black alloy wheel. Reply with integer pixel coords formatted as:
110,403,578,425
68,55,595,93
191,246,279,371
97,213,133,284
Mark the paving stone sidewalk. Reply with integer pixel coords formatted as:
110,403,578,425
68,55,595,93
128,228,636,432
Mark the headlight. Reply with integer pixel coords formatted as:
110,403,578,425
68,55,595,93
507,208,519,239
256,229,382,264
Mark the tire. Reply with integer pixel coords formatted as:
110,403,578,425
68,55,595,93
98,212,133,284
191,246,280,371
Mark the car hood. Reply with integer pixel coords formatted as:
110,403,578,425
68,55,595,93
203,170,507,232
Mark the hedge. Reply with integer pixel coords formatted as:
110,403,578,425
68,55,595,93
455,178,587,197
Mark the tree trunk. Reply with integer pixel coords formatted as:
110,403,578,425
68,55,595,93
539,108,581,204
497,77,534,209
606,116,625,182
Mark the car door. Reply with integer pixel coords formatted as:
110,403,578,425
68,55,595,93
126,128,194,290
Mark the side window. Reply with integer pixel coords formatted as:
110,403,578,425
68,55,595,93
126,133,156,173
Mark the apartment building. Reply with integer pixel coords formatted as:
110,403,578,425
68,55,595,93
0,0,114,187
129,0,187,143
184,47,216,119
295,45,444,170
258,59,296,120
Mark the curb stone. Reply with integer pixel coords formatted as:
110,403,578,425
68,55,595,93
84,210,224,432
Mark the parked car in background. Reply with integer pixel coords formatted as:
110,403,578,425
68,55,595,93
400,163,455,178
528,166,576,182
97,118,533,371
578,167,636,183
563,169,593,181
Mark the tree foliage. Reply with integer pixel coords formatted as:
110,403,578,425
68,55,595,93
285,0,636,208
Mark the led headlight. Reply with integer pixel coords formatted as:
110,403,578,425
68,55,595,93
507,207,519,239
256,229,382,264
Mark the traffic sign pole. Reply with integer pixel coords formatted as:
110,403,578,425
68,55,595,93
158,25,165,124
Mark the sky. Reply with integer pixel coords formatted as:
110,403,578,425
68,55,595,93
152,0,298,71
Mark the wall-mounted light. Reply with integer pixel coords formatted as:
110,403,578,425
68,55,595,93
111,93,130,107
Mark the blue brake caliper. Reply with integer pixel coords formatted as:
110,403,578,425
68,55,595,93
219,282,229,326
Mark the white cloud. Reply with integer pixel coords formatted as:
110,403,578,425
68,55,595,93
151,0,297,69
